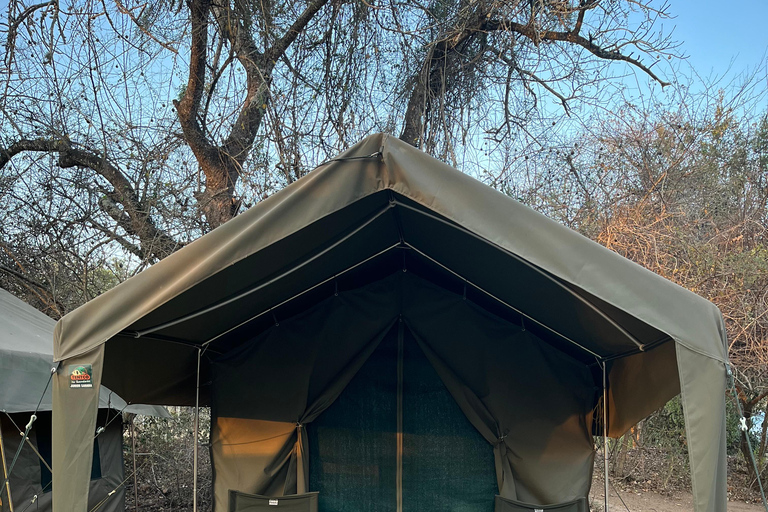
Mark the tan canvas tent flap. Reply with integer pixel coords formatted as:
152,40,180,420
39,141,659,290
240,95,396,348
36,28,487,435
52,133,728,512
210,273,596,509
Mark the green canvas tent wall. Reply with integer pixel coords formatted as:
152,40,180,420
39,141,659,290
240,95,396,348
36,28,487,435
0,288,169,512
51,133,728,512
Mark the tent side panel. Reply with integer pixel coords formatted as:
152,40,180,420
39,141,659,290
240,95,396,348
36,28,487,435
2,410,123,512
607,341,680,437
401,275,597,505
0,350,56,413
1,416,43,511
52,345,104,512
90,414,126,512
211,418,297,512
675,343,727,512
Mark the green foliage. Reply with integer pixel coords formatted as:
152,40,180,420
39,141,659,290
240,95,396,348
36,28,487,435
643,397,687,455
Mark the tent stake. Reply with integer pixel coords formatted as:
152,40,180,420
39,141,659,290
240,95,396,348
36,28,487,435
603,362,609,512
193,348,201,512
0,422,14,512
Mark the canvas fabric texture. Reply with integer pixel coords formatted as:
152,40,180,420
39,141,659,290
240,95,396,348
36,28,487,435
52,134,728,512
0,287,167,512
0,288,169,417
493,495,588,512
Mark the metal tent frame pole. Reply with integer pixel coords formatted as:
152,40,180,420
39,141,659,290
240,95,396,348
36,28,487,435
129,200,646,357
111,198,654,511
193,348,201,512
603,362,609,512
390,200,646,352
132,205,393,339
130,418,139,512
0,423,14,512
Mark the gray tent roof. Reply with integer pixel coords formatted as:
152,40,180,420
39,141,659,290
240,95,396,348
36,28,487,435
0,288,169,417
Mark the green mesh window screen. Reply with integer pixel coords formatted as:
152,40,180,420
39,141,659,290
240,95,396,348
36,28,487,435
308,328,397,512
308,325,497,512
402,329,496,512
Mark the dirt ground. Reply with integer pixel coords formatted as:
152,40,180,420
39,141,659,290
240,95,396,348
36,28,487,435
589,480,766,512
584,447,768,511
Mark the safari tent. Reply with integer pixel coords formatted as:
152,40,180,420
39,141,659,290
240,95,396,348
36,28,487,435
51,133,728,512
0,288,168,512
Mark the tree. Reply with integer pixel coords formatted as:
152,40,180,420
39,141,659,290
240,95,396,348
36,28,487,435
516,87,768,486
0,0,675,308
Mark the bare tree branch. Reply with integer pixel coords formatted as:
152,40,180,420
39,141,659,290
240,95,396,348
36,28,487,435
492,19,671,87
174,0,330,228
1,138,181,260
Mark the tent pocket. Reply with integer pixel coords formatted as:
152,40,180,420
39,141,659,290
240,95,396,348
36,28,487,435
493,495,587,512
228,490,319,511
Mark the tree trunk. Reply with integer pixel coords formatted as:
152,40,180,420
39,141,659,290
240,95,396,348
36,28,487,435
175,0,329,230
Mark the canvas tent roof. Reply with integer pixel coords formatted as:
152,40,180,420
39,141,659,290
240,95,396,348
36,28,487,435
0,288,169,416
51,133,728,512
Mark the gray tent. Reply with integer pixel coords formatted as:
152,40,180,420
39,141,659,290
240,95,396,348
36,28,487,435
0,288,169,512
51,133,728,512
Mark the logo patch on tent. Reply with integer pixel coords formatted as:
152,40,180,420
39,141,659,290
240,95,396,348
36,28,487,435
268,499,278,505
69,364,93,388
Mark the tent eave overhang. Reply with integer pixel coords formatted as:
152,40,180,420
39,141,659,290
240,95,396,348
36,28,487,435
53,133,727,370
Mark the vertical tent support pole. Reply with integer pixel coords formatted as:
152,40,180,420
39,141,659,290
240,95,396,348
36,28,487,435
603,361,609,512
396,320,404,512
131,418,139,512
0,423,14,512
193,347,201,512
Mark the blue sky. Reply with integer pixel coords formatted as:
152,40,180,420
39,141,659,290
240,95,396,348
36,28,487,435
577,0,768,123
669,0,768,84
